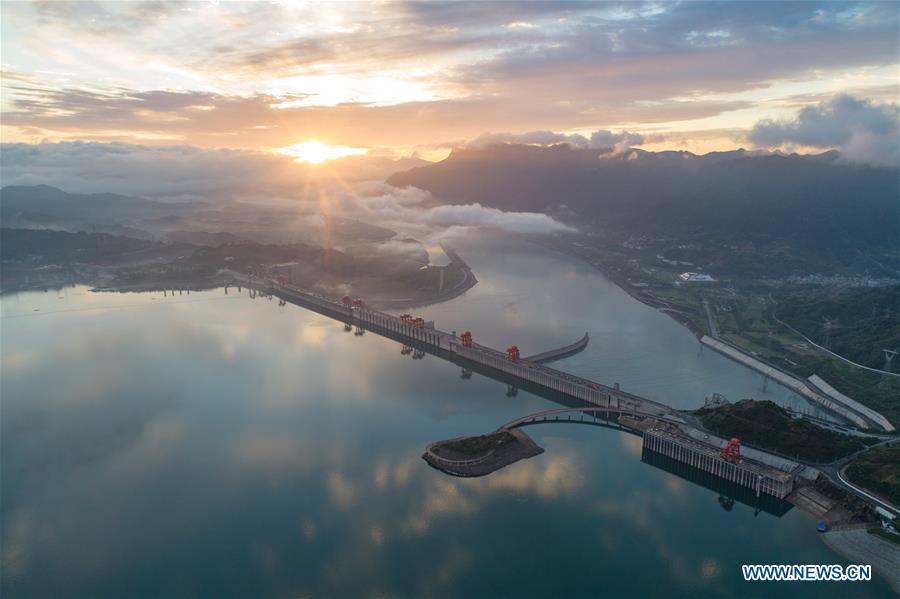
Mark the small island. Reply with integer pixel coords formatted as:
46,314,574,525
422,429,544,477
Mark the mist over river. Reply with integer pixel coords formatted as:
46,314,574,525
1,234,891,597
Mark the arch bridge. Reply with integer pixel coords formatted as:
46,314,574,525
499,406,686,432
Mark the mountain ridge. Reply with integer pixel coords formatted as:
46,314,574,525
386,144,898,274
0,184,182,227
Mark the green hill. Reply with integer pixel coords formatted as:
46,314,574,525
845,446,900,507
695,400,870,463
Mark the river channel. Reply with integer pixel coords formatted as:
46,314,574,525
1,234,891,597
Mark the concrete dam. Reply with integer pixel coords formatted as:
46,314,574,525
233,271,811,501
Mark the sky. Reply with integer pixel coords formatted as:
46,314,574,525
1,0,898,162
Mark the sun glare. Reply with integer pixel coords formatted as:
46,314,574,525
278,141,368,164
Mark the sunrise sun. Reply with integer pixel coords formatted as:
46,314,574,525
278,141,368,164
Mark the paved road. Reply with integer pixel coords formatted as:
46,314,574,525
818,437,900,514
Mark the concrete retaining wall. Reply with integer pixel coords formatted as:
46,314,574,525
807,375,894,432
700,336,868,429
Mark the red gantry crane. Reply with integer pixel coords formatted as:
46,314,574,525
722,437,741,463
460,331,473,347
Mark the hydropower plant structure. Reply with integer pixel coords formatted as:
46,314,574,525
232,269,817,503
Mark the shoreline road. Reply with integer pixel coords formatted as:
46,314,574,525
702,297,719,338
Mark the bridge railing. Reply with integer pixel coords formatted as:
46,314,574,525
499,406,686,431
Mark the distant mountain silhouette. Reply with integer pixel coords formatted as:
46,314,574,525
388,145,898,273
329,154,431,177
0,185,185,227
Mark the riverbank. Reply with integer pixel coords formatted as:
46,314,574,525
7,250,479,309
534,235,895,432
0,273,231,296
92,272,234,293
372,246,478,310
699,336,876,430
820,527,900,594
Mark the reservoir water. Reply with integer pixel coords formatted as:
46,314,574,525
1,235,892,597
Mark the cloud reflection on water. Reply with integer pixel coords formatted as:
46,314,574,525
2,280,883,597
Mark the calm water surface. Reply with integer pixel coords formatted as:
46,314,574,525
1,236,891,597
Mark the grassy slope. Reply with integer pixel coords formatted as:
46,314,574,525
776,286,900,370
845,446,900,507
441,432,515,455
